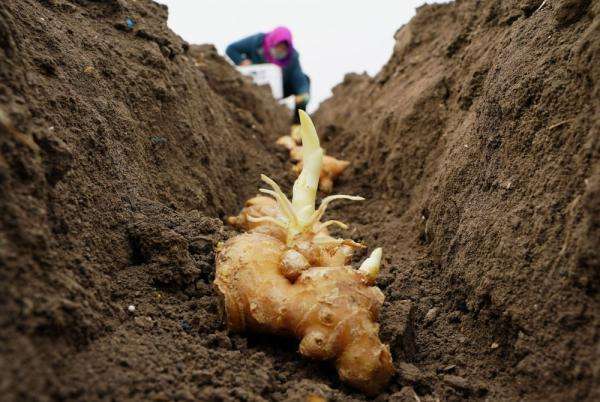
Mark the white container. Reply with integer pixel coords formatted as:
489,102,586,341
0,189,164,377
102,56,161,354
236,63,283,100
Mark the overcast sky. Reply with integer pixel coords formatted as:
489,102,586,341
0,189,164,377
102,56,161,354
156,0,444,111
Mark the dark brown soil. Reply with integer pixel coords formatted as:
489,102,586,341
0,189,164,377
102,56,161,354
0,0,598,401
314,0,600,400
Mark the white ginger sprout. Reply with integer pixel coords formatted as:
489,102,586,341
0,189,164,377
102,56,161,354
259,110,363,244
358,247,383,282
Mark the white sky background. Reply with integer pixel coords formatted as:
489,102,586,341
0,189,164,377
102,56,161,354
156,0,445,112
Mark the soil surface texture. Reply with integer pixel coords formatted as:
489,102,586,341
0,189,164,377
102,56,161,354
0,0,598,401
314,0,599,400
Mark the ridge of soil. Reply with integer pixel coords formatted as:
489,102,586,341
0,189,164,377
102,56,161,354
0,1,299,400
314,0,599,400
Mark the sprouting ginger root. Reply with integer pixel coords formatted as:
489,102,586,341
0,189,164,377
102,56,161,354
276,134,350,194
216,234,391,394
217,111,394,395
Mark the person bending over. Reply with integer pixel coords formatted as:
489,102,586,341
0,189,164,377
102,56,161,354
227,26,310,125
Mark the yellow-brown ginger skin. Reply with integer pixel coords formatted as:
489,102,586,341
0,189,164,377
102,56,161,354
293,155,351,193
276,135,351,193
227,198,362,267
215,232,394,395
226,196,287,239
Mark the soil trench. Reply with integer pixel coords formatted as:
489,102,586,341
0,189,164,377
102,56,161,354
0,0,599,401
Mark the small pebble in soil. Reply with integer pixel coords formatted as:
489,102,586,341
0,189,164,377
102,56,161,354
443,374,470,390
425,307,439,324
397,362,423,384
127,304,136,313
490,342,499,349
437,364,457,373
443,374,488,396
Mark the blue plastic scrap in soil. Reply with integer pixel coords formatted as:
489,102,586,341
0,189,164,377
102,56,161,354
180,320,192,332
126,18,135,29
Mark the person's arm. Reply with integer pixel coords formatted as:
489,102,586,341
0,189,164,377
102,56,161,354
226,34,261,65
287,56,310,105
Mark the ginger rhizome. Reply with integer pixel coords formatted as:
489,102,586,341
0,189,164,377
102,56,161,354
276,133,350,193
216,111,393,395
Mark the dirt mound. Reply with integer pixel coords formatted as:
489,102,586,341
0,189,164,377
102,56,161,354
0,0,295,400
314,0,599,400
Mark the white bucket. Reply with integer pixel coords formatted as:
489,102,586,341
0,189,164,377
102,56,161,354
236,63,283,100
